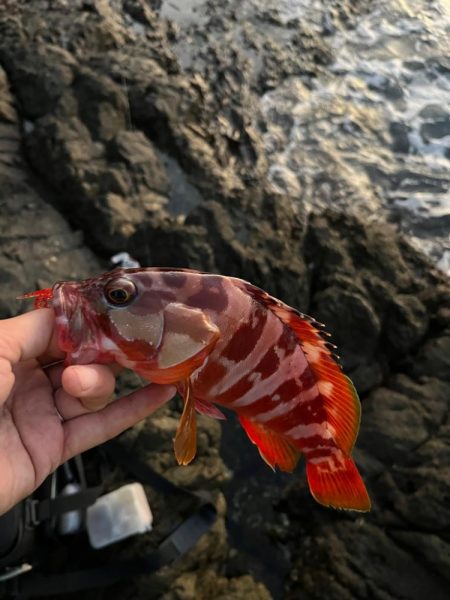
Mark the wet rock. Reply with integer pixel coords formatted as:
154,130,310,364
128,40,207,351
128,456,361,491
420,118,450,141
367,74,404,100
389,121,410,153
259,26,332,92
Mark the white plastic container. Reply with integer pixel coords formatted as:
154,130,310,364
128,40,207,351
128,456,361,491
86,483,153,549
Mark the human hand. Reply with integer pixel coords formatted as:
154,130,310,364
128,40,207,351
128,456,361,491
0,309,176,516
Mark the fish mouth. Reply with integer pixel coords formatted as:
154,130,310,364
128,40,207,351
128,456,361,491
52,282,85,355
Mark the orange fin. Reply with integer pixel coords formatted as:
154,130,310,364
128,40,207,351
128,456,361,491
232,280,361,455
239,416,300,472
174,380,197,465
306,453,371,512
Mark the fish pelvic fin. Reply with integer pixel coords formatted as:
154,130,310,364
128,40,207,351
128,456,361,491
174,379,197,465
306,451,371,512
195,398,227,420
231,280,361,455
239,416,300,472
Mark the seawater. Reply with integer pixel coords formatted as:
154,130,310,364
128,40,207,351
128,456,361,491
260,0,450,272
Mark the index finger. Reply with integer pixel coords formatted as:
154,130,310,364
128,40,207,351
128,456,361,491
61,384,177,461
0,309,63,364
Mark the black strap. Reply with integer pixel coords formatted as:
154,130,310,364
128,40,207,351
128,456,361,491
103,440,199,499
26,487,102,526
4,440,217,597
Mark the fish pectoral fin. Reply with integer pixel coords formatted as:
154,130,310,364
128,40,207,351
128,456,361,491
239,416,300,472
174,379,197,465
195,398,227,420
151,303,220,384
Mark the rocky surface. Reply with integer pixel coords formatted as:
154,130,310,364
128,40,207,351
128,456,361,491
0,1,449,599
280,211,450,600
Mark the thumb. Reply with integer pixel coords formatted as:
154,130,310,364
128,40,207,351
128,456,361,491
0,309,59,402
0,309,60,365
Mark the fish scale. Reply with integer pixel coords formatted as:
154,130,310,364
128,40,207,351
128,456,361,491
20,267,370,512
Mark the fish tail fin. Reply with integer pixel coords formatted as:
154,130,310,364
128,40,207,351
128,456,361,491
306,451,371,512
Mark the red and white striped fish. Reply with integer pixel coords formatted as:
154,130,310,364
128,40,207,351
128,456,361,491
22,268,371,511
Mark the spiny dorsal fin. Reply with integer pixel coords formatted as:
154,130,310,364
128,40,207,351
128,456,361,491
233,279,361,456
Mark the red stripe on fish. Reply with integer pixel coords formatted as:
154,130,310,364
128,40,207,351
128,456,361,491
221,303,268,362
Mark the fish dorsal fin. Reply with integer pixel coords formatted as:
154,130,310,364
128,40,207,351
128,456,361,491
239,416,300,472
233,280,361,456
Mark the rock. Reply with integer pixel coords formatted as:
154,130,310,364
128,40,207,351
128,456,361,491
384,294,428,354
279,211,450,600
1,1,450,599
259,25,332,92
407,336,450,381
313,285,381,370
420,118,450,141
108,130,169,195
367,74,404,100
186,198,308,308
389,121,410,153
0,66,100,318
73,67,128,142
160,571,272,600
360,378,447,464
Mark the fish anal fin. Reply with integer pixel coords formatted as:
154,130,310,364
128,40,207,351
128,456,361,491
239,416,300,472
306,452,371,512
174,380,197,465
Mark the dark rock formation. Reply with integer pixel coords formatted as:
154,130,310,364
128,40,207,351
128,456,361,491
279,212,450,600
0,1,449,600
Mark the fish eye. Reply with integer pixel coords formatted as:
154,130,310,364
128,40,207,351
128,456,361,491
104,277,137,306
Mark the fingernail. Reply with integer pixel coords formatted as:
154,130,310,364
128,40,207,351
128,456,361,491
72,366,99,393
81,396,110,412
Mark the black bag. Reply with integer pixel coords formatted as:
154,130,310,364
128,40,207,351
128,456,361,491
0,440,217,597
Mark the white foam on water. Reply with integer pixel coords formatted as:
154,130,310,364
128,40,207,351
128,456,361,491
260,0,450,273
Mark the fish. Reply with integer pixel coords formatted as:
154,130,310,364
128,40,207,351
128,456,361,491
20,268,371,511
